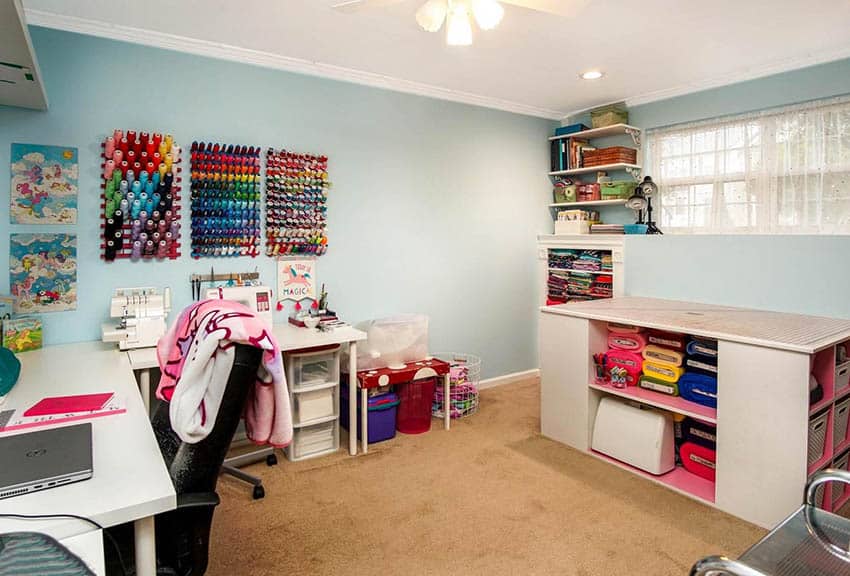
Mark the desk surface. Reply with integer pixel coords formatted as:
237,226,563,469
0,341,176,540
126,323,367,370
541,297,850,354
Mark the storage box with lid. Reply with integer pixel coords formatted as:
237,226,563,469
601,181,636,200
590,104,629,128
576,183,601,202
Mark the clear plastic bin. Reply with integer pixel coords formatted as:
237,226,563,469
286,348,340,390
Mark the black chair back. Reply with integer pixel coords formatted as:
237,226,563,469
151,343,263,495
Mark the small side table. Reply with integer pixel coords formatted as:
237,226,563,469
353,358,451,454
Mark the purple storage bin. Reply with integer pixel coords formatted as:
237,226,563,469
340,387,399,444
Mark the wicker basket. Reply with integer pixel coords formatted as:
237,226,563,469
432,353,481,419
808,409,830,467
590,104,629,128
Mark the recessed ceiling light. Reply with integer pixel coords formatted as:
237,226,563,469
580,70,604,80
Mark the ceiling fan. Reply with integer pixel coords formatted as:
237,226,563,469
331,0,589,46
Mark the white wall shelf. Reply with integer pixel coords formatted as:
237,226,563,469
549,199,628,208
549,163,642,178
549,123,642,145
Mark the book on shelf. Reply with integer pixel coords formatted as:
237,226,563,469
590,224,625,235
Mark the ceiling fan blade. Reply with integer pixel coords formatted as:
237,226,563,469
501,0,590,18
331,0,408,13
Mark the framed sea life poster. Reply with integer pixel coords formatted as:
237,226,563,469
10,234,78,313
10,143,79,224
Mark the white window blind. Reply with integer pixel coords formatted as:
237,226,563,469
647,95,850,234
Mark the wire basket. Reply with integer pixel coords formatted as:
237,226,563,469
432,353,481,419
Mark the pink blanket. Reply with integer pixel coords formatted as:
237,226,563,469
156,299,292,447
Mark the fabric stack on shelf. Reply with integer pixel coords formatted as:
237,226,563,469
566,271,593,299
590,224,625,235
590,275,613,298
548,249,577,270
638,330,686,397
546,271,568,304
680,337,719,408
601,253,613,273
675,416,717,481
572,250,601,272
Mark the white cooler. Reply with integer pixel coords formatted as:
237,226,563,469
591,396,675,475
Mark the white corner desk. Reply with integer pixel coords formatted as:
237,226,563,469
540,296,850,529
0,341,176,576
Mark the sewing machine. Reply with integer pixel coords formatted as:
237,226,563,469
205,285,273,327
101,287,171,350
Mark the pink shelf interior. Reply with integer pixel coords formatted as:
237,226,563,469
589,382,716,423
811,346,836,410
591,450,716,504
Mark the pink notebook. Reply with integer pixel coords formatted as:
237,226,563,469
24,393,114,417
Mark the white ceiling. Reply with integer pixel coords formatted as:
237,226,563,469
22,0,850,119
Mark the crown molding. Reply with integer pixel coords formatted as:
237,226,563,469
624,46,850,109
560,47,850,121
24,9,564,120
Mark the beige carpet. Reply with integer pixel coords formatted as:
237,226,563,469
209,379,765,575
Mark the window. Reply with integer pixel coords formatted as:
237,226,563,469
647,96,850,234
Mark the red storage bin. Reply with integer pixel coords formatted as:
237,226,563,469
396,378,436,434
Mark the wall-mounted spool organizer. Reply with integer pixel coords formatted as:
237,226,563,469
265,148,331,256
100,129,182,261
189,142,261,258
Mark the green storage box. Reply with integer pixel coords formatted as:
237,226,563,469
553,184,577,204
590,104,629,128
601,181,636,200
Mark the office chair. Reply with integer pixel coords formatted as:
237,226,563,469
106,344,263,576
690,469,850,576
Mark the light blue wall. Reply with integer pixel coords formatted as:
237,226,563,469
623,58,850,318
0,28,554,378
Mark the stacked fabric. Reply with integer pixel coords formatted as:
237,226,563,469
547,271,569,303
680,336,718,408
590,275,613,298
548,249,577,270
640,330,685,396
567,271,593,297
675,417,717,481
572,250,601,272
606,323,647,386
601,253,613,273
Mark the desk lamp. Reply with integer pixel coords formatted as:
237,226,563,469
626,176,663,235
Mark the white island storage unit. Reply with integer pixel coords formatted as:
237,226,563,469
539,297,850,529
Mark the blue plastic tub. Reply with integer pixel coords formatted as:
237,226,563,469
340,388,399,444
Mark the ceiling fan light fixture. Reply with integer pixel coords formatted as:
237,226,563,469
416,0,448,32
446,3,473,46
471,0,504,30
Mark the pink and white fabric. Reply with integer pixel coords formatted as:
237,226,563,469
156,299,292,447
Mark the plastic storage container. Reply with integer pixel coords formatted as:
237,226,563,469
808,409,830,467
340,387,399,444
287,348,339,390
834,396,850,450
353,315,429,371
293,387,336,425
290,421,336,460
396,378,436,434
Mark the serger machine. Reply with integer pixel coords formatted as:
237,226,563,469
101,287,171,350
